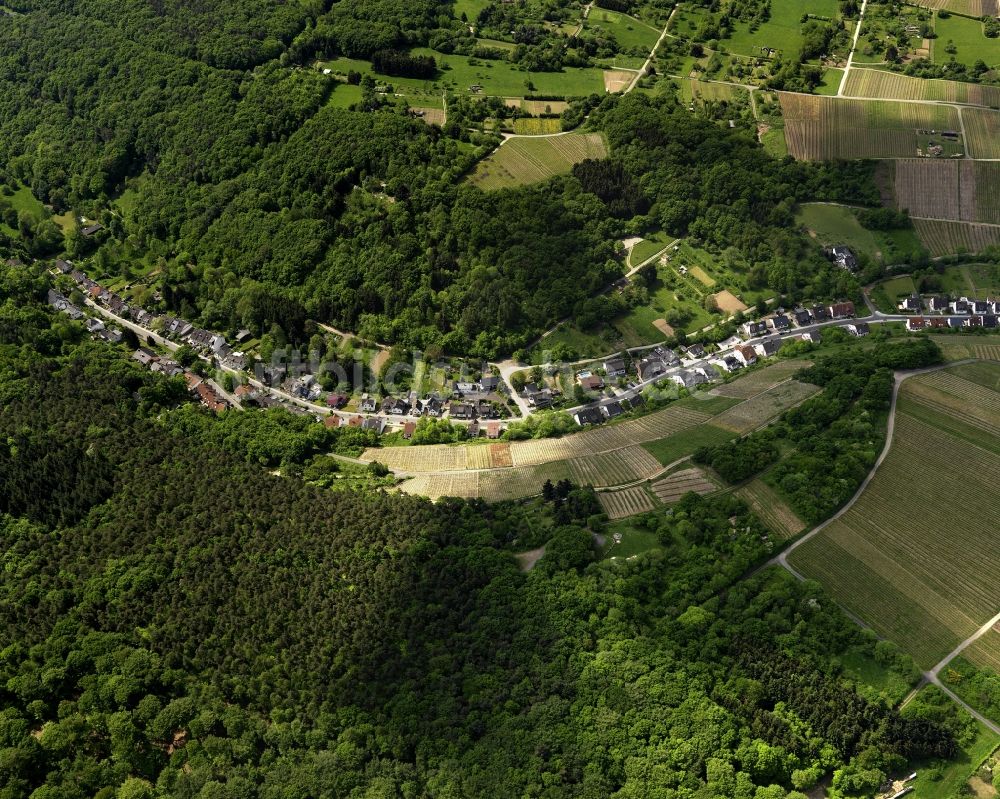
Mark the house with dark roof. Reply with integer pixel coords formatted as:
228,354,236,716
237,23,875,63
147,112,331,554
55,259,73,274
948,316,965,329
450,402,476,420
80,222,104,237
421,395,443,417
132,347,158,367
362,417,386,434
846,322,870,336
526,390,552,408
723,355,742,371
983,315,999,329
637,357,667,381
684,343,705,359
811,304,828,321
742,320,767,337
754,338,782,358
770,314,791,332
898,296,922,313
951,299,970,314
830,245,858,271
326,393,348,409
929,296,949,313
382,397,411,415
603,401,624,419
792,308,811,326
359,393,378,412
480,375,500,392
575,407,604,426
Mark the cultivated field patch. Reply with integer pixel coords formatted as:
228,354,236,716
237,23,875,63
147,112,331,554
736,479,806,540
712,360,812,398
890,159,1000,224
598,485,658,519
965,627,1000,675
566,445,663,486
844,68,1000,107
710,380,820,433
963,108,1000,159
912,219,1000,256
788,365,1000,668
650,467,717,503
712,289,748,313
469,133,608,190
603,69,635,92
779,93,962,160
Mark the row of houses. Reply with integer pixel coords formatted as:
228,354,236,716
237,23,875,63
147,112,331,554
363,391,503,420
57,260,249,372
906,314,999,331
47,289,126,343
742,302,855,339
132,347,229,412
898,293,1000,317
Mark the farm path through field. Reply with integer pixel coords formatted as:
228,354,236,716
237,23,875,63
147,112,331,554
837,0,869,97
625,6,677,93
768,358,1000,732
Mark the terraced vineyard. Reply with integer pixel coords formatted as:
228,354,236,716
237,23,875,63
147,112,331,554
736,479,805,540
909,0,996,14
650,467,717,503
713,359,811,398
964,627,1000,674
598,486,658,519
779,94,961,160
469,133,608,190
963,108,1000,159
710,380,820,434
788,363,1000,668
566,445,662,486
844,69,1000,107
891,160,1000,224
912,219,1000,256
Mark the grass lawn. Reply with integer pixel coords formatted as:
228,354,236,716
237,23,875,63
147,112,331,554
760,126,788,157
837,648,916,705
454,0,490,22
327,82,363,108
319,50,606,98
815,68,843,95
641,421,737,465
628,230,674,266
796,203,926,265
584,7,661,53
934,13,997,68
939,262,1000,298
599,525,661,560
721,0,841,59
1,181,47,218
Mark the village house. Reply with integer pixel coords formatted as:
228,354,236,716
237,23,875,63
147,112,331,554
927,317,949,329
152,359,183,378
402,421,416,439
898,296,922,313
603,355,627,377
792,308,811,326
80,222,104,237
828,302,855,319
972,300,989,315
55,259,73,274
526,389,553,408
811,304,829,321
454,380,480,395
734,345,757,367
362,417,386,434
906,317,926,332
359,393,378,413
326,393,348,409
579,374,604,392
742,320,767,337
575,406,604,426
799,330,821,344
928,296,949,313
382,397,411,415
85,317,105,334
950,298,970,314
948,317,965,329
477,399,498,419
450,402,476,420
830,245,858,272
421,395,443,417
769,314,791,332
324,415,342,430
480,375,500,392
467,421,480,437
846,322,870,337
486,421,501,439
754,338,782,358
603,401,624,419
132,347,158,367
683,342,705,359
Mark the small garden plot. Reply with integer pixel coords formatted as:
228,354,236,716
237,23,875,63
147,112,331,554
597,486,658,519
711,380,821,434
711,290,748,313
712,360,812,399
735,479,806,540
469,133,608,190
567,445,662,487
912,219,1000,256
650,467,717,503
489,442,513,467
410,106,445,125
603,69,635,92
519,99,568,115
465,445,494,470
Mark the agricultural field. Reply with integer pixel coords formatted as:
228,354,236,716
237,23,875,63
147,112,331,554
912,219,1000,256
710,380,821,434
888,160,1000,224
936,262,1000,299
317,53,605,99
933,13,998,69
779,93,963,160
641,422,738,466
796,202,927,265
928,335,1000,363
583,7,661,54
788,363,1000,668
468,133,608,190
650,466,717,503
964,627,1000,674
910,0,997,13
963,108,1000,159
676,78,750,105
565,445,663,486
736,479,806,540
844,68,1000,107
598,485,658,519
511,117,562,135
712,359,812,399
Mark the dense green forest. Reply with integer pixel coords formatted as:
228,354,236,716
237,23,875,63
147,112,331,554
0,258,974,798
0,0,880,357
